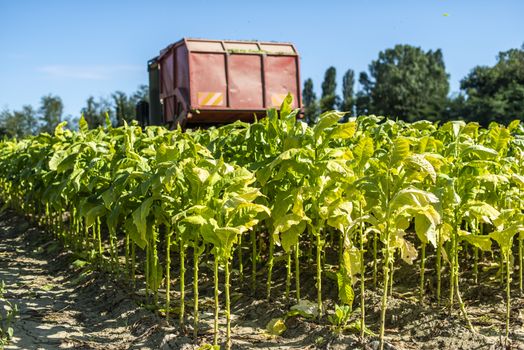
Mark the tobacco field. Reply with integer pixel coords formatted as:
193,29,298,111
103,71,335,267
1,96,524,350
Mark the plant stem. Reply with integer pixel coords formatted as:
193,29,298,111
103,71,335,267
193,243,200,338
213,254,219,347
238,234,243,283
251,228,257,292
419,243,426,304
179,240,185,328
505,256,511,340
267,233,274,300
225,259,231,350
285,251,291,300
379,237,391,350
519,238,523,296
295,242,301,301
166,231,171,324
316,229,323,319
436,227,442,307
473,246,478,284
359,204,366,340
373,230,378,289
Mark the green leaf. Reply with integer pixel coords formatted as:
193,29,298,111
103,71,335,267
79,114,89,133
406,154,436,183
328,121,356,140
313,111,344,141
415,213,437,247
266,318,287,336
461,144,498,160
459,232,492,252
290,300,318,318
132,197,154,242
390,137,411,166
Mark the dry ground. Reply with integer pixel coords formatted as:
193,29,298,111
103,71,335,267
0,210,523,349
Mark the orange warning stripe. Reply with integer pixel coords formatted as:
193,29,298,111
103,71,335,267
198,92,224,106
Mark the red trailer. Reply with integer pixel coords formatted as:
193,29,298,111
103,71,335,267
146,38,302,128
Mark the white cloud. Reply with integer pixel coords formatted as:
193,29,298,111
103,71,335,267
37,64,142,80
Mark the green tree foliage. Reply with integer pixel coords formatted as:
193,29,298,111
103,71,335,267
0,105,38,138
355,72,372,116
320,66,339,113
339,69,355,121
81,96,112,128
339,69,355,113
358,45,449,122
38,94,63,134
302,78,319,125
460,45,524,125
112,85,149,126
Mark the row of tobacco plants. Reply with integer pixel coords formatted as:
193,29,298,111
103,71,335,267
0,95,523,350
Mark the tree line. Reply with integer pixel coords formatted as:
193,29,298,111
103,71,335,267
2,42,522,138
0,85,148,138
303,43,524,126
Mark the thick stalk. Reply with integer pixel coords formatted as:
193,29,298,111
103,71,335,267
251,228,257,291
145,245,150,303
454,268,475,332
152,227,159,307
359,204,366,340
505,257,511,340
125,234,130,276
238,235,243,283
389,257,394,296
473,246,478,284
225,259,231,350
131,242,136,289
436,227,442,306
316,229,323,319
295,242,301,301
165,232,171,324
179,241,185,328
285,251,292,300
373,230,378,289
378,237,391,350
419,243,426,304
213,254,219,346
193,243,200,338
266,233,274,300
519,239,524,296
96,217,102,257
449,235,455,312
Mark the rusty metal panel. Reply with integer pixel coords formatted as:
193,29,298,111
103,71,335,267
160,51,174,97
186,40,224,52
264,55,299,108
175,45,189,99
259,43,296,55
189,52,227,108
224,42,260,52
228,54,263,109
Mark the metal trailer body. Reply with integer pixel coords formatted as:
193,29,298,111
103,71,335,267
147,38,302,128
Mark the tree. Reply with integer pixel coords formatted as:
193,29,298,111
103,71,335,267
320,67,339,113
0,105,38,138
38,94,63,134
355,72,372,116
112,85,150,126
339,69,355,120
303,78,319,125
357,45,449,122
112,91,134,126
81,96,111,129
459,44,524,125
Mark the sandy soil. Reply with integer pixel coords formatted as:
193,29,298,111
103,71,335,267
0,210,523,350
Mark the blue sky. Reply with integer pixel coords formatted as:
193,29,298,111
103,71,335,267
1,0,523,118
